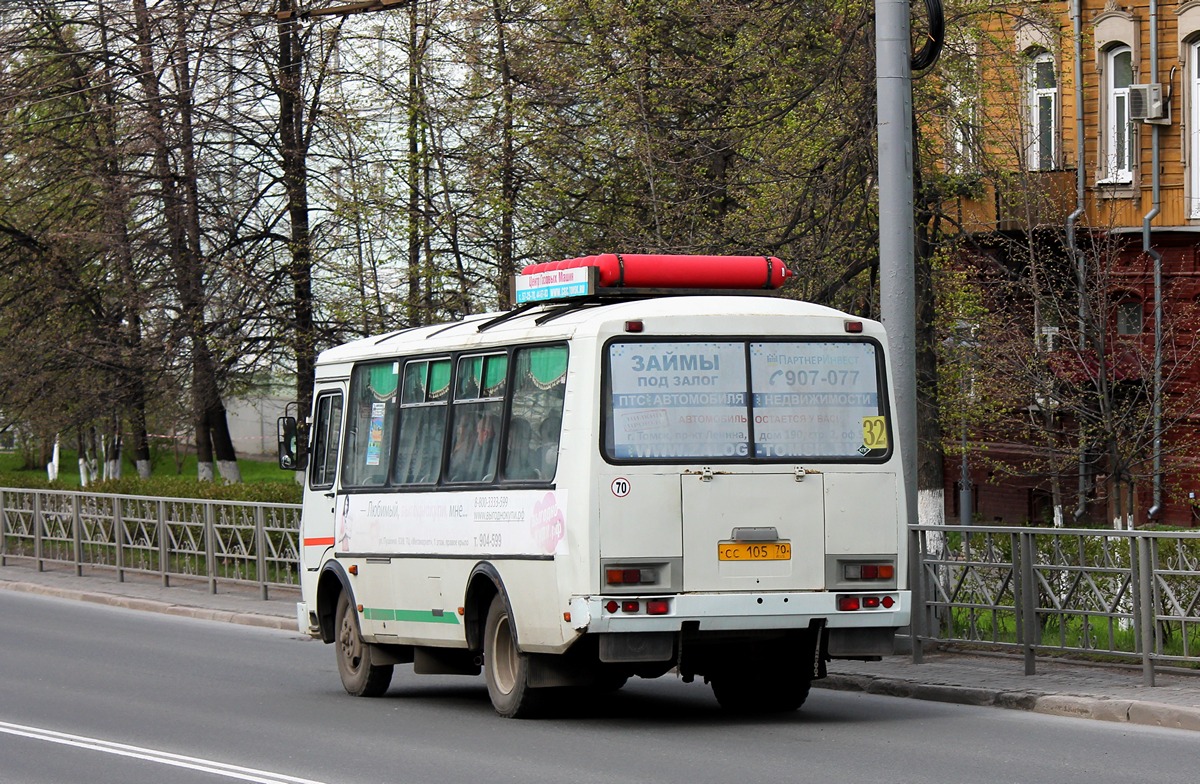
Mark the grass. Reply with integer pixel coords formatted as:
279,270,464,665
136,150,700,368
946,605,1200,665
0,448,301,504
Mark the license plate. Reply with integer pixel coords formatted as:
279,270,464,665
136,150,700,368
717,541,791,561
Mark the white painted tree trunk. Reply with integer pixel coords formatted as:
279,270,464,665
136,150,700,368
103,434,122,480
216,459,241,483
136,459,152,479
915,487,949,635
917,488,946,526
917,487,946,560
197,461,215,482
47,436,59,482
78,458,88,487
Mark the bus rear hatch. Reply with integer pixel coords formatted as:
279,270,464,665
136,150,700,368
680,470,824,592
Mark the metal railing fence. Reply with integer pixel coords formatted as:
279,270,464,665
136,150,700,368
0,487,301,599
4,489,1197,679
910,524,1200,684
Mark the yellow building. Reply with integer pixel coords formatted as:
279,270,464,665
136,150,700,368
950,0,1200,229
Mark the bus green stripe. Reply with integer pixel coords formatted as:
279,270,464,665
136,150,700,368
362,607,460,624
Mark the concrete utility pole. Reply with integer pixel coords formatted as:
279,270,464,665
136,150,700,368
875,0,919,535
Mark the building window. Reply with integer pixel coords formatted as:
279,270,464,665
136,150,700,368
1039,325,1061,352
948,79,978,172
1117,300,1143,335
1103,46,1134,183
1026,50,1057,170
1191,40,1200,217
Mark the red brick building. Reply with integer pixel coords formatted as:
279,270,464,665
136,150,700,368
936,2,1200,527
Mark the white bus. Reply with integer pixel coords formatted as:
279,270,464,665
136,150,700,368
282,254,910,717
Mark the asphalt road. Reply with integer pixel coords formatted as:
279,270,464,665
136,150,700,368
1,590,1196,784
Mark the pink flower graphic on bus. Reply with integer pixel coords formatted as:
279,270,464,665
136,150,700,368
337,495,352,551
530,492,565,554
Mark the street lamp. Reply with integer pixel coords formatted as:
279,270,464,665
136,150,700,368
946,321,976,524
958,374,973,525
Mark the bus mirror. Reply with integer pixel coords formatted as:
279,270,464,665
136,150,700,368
277,416,302,470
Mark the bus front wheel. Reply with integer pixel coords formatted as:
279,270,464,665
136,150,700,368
483,595,541,718
335,591,393,697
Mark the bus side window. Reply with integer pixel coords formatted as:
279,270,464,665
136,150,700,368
343,361,399,487
393,358,450,485
504,417,539,479
537,412,563,479
446,354,507,483
504,345,567,482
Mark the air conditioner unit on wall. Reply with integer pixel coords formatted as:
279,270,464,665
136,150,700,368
1129,83,1166,122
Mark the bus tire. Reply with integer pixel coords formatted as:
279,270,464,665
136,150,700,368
335,591,393,697
483,594,541,718
710,670,811,714
593,672,629,692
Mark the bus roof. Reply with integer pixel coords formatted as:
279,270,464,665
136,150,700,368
316,295,879,368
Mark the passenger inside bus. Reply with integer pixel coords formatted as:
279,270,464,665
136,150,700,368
392,407,445,484
447,410,500,482
538,414,562,479
504,417,540,480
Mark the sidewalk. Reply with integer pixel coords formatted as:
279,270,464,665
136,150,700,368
0,559,298,631
3,559,1199,731
824,653,1200,732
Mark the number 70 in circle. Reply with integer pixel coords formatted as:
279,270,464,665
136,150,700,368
862,416,888,449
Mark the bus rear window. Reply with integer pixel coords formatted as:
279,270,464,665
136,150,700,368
604,339,888,462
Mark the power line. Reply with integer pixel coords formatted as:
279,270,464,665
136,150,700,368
276,0,414,22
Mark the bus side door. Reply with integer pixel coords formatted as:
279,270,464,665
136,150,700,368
302,388,345,571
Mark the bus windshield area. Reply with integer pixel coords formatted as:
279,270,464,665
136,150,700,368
605,339,889,462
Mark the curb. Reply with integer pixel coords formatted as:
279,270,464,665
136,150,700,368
1034,694,1200,732
0,579,295,632
817,673,1200,733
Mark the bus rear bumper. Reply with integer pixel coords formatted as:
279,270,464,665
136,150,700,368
570,590,911,634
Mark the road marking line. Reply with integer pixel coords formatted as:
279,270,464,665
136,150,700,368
0,720,327,784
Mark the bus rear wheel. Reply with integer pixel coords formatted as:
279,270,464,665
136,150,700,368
710,670,811,714
483,595,541,718
335,591,393,697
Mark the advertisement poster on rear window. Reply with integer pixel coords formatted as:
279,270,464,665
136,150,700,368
607,342,749,459
749,342,881,458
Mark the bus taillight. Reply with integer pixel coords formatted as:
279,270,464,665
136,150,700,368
606,567,658,585
602,599,671,615
842,562,895,581
838,594,897,611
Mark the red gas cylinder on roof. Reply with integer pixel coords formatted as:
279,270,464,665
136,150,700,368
520,253,791,290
